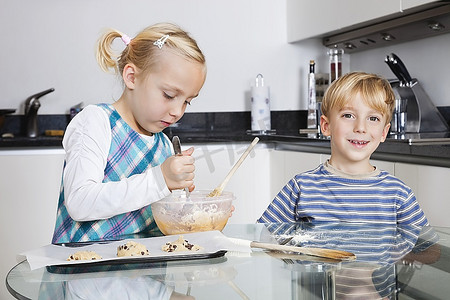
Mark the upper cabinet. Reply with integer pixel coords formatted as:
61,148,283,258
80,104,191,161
402,0,438,10
286,0,439,43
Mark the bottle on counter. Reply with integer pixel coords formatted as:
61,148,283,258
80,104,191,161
250,74,271,133
328,48,344,83
307,60,317,129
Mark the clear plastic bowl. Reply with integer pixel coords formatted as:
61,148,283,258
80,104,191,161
151,190,234,235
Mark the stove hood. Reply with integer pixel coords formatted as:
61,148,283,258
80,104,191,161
323,1,450,53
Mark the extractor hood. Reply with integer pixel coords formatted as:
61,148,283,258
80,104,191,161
323,1,450,53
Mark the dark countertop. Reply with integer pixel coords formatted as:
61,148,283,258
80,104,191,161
0,135,64,148
2,129,449,168
1,111,449,167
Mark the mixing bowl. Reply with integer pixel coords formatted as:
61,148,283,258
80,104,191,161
151,190,234,235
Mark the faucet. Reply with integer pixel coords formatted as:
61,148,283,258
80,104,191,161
24,88,55,138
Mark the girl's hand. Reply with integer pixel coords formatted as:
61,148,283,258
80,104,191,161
161,147,195,191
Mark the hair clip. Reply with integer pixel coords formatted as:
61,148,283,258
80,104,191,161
121,34,131,46
153,35,169,49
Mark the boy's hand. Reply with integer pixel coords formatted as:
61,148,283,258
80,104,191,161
161,147,195,191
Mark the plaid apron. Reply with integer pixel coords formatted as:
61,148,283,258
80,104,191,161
52,104,172,243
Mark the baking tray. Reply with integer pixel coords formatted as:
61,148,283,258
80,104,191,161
46,250,227,274
21,231,248,273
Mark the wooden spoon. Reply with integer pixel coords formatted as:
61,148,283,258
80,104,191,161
208,137,259,197
228,237,356,261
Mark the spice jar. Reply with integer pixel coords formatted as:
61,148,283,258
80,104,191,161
328,48,344,83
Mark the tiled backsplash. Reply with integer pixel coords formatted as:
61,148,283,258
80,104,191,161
0,110,308,137
2,107,449,138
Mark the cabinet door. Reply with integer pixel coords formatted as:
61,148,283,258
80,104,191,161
0,151,64,300
402,0,438,10
287,0,400,42
187,143,272,224
270,150,322,200
394,162,450,227
371,159,395,174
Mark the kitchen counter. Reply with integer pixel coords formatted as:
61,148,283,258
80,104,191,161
1,129,450,167
0,135,64,148
1,111,449,167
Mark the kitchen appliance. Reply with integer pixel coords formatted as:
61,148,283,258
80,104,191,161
323,2,450,53
385,53,449,134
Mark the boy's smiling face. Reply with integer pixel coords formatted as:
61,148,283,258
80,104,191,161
321,92,391,174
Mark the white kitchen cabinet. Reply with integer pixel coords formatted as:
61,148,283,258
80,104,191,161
187,143,273,225
0,149,65,300
270,150,322,199
394,162,450,227
402,0,437,10
286,0,439,43
286,0,400,42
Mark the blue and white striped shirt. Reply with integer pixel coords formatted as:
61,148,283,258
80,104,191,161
258,162,428,227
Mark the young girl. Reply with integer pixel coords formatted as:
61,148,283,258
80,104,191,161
52,23,206,243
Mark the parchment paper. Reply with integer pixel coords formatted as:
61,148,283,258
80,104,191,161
20,231,250,270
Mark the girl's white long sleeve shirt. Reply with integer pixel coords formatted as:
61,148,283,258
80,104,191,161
62,105,171,222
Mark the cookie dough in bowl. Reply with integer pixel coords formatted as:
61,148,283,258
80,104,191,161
151,190,234,235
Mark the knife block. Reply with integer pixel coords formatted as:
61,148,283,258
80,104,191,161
390,79,449,133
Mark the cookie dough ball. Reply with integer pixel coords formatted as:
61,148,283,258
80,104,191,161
117,241,150,257
162,235,203,253
67,251,102,261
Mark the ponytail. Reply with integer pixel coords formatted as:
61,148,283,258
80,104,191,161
95,23,206,78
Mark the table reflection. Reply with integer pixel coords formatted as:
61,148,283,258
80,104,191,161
6,222,445,300
38,276,187,300
261,221,440,299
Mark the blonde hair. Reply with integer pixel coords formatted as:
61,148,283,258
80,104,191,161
321,72,395,124
96,22,206,78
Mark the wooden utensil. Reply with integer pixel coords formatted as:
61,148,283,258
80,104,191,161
228,237,356,261
208,137,259,197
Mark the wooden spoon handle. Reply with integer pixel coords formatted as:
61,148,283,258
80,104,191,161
209,137,259,196
220,137,259,187
250,241,356,260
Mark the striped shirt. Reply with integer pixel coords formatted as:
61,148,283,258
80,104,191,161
258,162,429,227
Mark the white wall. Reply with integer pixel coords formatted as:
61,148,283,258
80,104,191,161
1,1,449,116
0,0,325,115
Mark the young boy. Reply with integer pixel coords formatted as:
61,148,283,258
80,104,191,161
258,72,428,227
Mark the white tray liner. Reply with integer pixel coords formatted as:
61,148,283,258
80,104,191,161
20,231,251,270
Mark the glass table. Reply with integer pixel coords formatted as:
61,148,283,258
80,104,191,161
6,222,450,300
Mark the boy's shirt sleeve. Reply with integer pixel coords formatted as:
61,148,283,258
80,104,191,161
396,190,429,227
257,176,301,223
